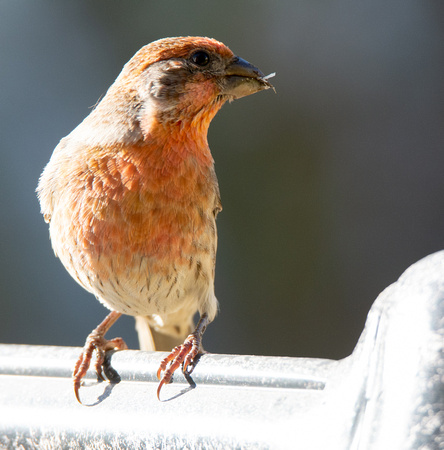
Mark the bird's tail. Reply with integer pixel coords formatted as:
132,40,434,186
135,313,194,352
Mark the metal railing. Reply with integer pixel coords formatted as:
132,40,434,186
1,251,443,449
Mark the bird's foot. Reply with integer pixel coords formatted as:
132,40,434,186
156,332,201,400
73,327,127,403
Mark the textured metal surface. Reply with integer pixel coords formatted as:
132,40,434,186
0,251,443,449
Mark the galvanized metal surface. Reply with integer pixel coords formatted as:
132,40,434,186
0,251,443,449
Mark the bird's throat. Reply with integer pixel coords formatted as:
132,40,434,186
140,116,215,171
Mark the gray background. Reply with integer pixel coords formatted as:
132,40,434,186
1,1,443,360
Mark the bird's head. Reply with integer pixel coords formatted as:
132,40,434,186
90,37,273,143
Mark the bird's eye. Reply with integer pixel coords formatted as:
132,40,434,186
191,51,210,67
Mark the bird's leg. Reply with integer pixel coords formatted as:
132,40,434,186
73,310,127,403
156,313,209,399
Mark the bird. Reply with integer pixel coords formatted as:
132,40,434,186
37,36,274,401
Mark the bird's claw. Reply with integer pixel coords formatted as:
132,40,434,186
156,332,201,400
73,332,127,404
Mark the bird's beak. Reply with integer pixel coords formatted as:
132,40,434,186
221,56,275,99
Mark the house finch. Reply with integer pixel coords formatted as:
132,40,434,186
37,36,273,401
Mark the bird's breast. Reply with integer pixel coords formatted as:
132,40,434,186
49,142,219,315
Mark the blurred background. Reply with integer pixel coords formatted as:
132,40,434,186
1,1,443,360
